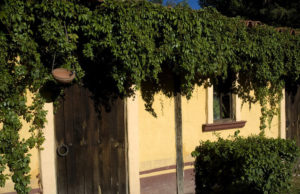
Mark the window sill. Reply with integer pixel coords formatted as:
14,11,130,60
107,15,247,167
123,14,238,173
202,120,246,132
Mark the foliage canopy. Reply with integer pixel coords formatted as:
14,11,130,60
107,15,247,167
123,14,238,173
0,0,299,192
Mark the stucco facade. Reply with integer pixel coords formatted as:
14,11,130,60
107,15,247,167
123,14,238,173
137,85,284,193
0,86,285,194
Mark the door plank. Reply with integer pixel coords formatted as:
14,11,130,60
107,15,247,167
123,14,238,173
74,85,87,194
63,86,78,194
55,98,68,194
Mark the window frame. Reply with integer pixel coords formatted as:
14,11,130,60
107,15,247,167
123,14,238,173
203,85,246,132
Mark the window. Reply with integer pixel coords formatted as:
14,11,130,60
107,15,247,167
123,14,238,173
202,79,246,132
213,84,235,122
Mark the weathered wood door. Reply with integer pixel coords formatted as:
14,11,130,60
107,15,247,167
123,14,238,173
286,86,300,147
55,84,127,194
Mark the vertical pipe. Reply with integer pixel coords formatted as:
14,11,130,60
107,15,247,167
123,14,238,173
174,77,184,194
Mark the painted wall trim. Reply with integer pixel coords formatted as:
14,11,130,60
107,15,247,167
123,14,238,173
39,103,57,194
235,95,241,121
207,86,213,123
127,95,141,194
280,88,286,139
139,162,194,175
140,168,195,194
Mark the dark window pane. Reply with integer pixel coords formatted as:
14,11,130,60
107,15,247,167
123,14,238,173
221,93,231,119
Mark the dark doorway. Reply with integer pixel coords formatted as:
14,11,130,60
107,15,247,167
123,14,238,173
286,86,300,147
54,84,127,194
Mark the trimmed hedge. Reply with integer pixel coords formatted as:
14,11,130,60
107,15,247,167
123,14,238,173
191,135,299,194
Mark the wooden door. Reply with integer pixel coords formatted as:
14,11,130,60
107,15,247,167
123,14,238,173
286,86,300,147
55,84,127,194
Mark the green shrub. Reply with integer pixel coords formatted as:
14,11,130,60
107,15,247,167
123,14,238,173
191,135,299,194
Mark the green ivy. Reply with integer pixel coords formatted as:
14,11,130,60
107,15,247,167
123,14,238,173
0,0,299,192
191,134,300,193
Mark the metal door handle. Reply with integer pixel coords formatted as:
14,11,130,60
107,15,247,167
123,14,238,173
57,143,69,157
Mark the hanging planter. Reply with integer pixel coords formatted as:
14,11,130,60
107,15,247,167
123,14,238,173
51,23,77,84
52,68,75,84
51,52,76,84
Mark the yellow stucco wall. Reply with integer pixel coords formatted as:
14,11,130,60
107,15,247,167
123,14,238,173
138,85,280,173
0,92,41,193
138,91,176,172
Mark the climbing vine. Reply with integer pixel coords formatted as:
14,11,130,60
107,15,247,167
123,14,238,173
0,0,299,193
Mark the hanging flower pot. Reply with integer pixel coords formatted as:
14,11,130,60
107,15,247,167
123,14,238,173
50,23,77,84
51,51,76,84
52,68,75,84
